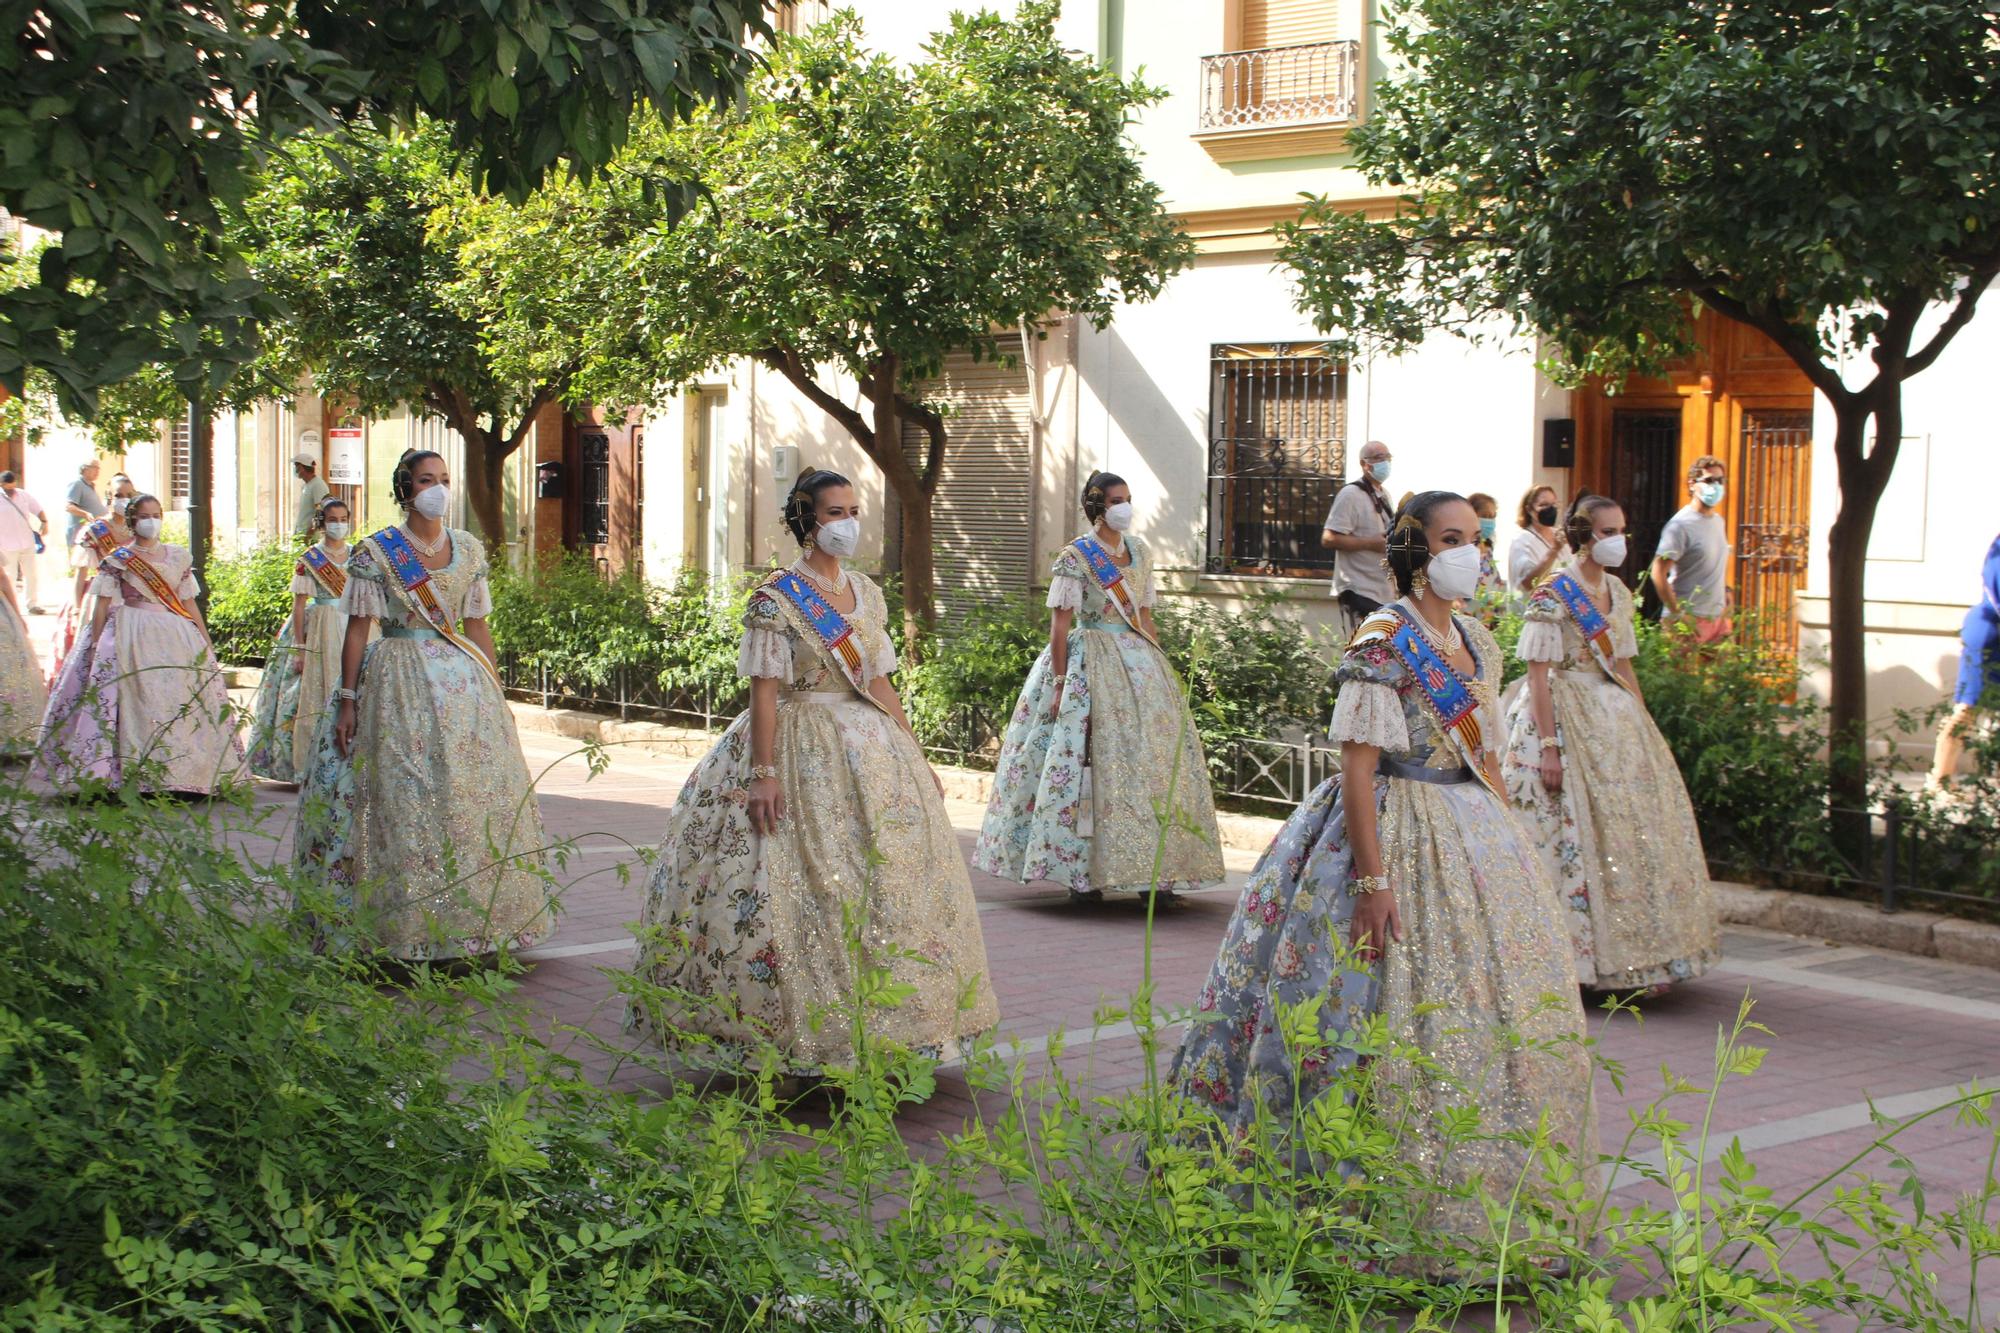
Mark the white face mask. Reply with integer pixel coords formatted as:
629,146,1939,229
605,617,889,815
323,521,351,540
1423,542,1483,601
1103,501,1134,532
815,516,861,558
1590,534,1629,568
411,484,451,520
133,517,162,541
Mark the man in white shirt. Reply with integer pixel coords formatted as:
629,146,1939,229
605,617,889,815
0,470,48,612
1320,439,1397,624
292,449,330,539
1652,454,1734,644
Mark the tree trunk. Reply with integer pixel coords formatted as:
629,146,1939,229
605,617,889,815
187,395,211,616
899,494,937,651
1823,392,1899,859
461,430,509,549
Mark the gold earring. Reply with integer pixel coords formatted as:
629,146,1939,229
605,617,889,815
1411,569,1430,598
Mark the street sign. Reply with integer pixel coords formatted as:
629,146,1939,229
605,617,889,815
326,425,364,486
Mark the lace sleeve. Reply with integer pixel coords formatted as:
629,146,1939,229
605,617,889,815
1046,544,1085,612
1130,537,1157,608
865,578,899,678
1610,581,1640,658
290,567,316,596
1329,639,1409,750
737,593,793,680
89,570,119,598
461,572,494,620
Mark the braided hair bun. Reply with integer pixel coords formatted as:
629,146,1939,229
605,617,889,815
782,468,853,545
391,449,445,509
1080,470,1127,521
1384,489,1470,596
1563,491,1621,553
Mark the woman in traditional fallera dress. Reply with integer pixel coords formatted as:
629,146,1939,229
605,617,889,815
1501,495,1718,992
630,469,998,1074
1171,491,1595,1260
0,551,46,752
973,472,1224,902
35,496,246,794
293,450,552,960
247,498,369,783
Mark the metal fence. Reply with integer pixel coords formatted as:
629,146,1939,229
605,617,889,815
1708,802,1998,918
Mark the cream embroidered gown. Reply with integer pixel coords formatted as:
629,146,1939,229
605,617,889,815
1501,574,1718,990
0,594,46,752
973,533,1224,897
292,528,551,960
630,570,999,1072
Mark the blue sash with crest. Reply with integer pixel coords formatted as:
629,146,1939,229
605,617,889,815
365,527,497,684
762,569,890,713
1353,607,1499,796
1547,571,1633,692
1071,535,1148,638
299,544,348,599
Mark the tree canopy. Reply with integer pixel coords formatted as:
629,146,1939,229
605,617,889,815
234,122,649,543
0,0,768,414
1278,0,2000,817
583,2,1193,634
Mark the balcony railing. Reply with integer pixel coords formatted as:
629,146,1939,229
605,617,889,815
1199,40,1360,131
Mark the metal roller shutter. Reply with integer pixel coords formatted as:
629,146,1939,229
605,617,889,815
903,349,1034,613
1242,0,1339,48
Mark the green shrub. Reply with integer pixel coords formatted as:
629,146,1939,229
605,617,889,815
486,550,666,687
203,540,302,665
898,591,1050,748
1154,592,1337,765
648,568,753,706
3,773,1990,1330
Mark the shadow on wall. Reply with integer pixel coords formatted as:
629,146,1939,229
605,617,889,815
1072,324,1207,573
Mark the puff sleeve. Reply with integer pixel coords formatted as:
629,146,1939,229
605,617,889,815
864,578,899,679
1130,537,1157,609
1328,638,1410,752
737,593,793,680
339,544,391,619
290,565,317,596
1610,583,1640,658
1046,544,1086,612
1515,583,1568,664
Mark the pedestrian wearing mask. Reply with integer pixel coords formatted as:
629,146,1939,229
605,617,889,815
1502,494,1717,993
36,494,246,794
629,468,997,1077
1509,484,1566,599
1321,440,1397,626
1652,456,1734,644
292,449,551,960
974,471,1224,903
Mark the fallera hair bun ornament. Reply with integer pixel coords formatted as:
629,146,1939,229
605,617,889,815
1080,470,1127,522
782,467,853,546
392,449,445,509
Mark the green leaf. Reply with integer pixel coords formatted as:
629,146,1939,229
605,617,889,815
632,29,683,95
488,73,520,122
417,58,447,107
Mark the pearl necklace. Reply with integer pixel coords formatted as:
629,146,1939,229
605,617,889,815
1404,598,1464,657
403,523,447,557
791,556,850,599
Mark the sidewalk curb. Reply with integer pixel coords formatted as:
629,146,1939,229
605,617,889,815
502,699,1288,854
1712,879,2000,968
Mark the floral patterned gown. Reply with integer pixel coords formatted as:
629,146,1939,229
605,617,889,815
36,543,246,794
247,543,370,784
630,570,999,1073
292,528,551,960
1501,574,1718,990
0,596,46,752
1171,602,1595,1254
245,622,303,783
973,533,1224,897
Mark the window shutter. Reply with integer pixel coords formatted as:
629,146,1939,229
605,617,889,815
903,349,1035,613
1241,0,1340,48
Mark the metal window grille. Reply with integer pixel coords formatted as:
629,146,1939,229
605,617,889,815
1199,40,1360,130
578,429,611,547
168,418,191,510
1736,408,1813,664
1605,408,1682,607
1205,344,1346,577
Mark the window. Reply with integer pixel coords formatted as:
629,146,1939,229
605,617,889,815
578,429,611,547
168,418,191,511
1205,343,1346,577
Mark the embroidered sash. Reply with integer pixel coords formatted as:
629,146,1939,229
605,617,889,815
1352,607,1500,797
1071,535,1150,640
363,528,498,686
299,545,349,599
107,547,196,621
1548,571,1634,694
80,519,120,560
760,569,893,716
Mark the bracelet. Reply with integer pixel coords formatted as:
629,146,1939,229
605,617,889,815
1349,873,1387,898
749,763,778,781
1539,736,1561,750
333,687,360,703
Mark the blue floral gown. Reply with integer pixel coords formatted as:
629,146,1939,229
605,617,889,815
973,533,1224,897
1171,601,1595,1249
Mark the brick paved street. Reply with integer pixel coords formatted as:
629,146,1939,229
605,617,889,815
163,720,1996,1322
